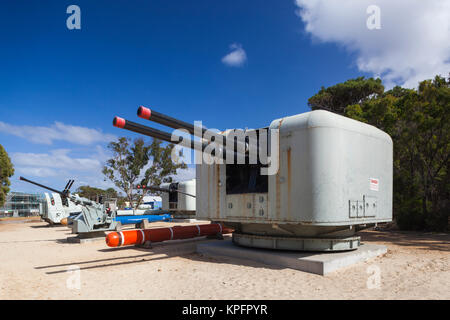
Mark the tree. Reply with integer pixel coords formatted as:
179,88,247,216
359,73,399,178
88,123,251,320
102,137,186,210
0,144,14,207
391,76,449,230
105,188,118,198
308,77,384,114
308,75,450,231
75,185,118,201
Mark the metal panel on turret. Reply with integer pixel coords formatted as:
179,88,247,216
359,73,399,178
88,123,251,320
197,110,392,226
267,110,393,226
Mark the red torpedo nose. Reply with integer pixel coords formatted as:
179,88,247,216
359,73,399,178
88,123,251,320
106,232,121,247
113,117,126,128
137,106,151,119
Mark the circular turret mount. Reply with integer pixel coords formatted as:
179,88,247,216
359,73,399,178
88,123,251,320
232,232,360,252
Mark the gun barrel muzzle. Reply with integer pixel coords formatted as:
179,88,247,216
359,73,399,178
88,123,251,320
113,117,176,142
113,116,234,159
137,106,257,155
138,106,205,136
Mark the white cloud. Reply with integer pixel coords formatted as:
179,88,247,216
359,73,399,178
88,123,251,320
12,149,102,171
18,167,59,178
222,43,247,67
12,146,196,194
0,121,116,145
12,147,112,191
172,166,196,182
295,0,450,88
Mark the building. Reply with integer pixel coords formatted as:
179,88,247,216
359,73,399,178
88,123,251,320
0,192,44,218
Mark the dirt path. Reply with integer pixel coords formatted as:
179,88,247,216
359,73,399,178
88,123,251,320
0,221,448,299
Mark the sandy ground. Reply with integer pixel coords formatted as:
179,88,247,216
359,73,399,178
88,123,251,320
0,220,448,300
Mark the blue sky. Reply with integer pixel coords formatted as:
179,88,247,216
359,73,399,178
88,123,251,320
1,0,448,193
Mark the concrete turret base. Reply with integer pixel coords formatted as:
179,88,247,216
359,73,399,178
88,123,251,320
196,239,387,275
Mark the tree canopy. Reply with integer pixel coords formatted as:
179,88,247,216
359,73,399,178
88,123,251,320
308,77,384,114
75,185,118,201
0,144,14,207
308,75,449,231
102,137,186,209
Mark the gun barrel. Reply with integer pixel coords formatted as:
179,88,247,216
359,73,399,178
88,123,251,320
113,117,177,142
113,117,234,159
138,106,205,136
137,106,256,155
19,176,65,196
139,185,196,198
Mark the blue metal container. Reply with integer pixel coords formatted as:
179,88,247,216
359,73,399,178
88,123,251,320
114,213,172,225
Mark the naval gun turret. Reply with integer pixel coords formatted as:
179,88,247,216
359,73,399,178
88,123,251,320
113,106,393,252
19,177,118,237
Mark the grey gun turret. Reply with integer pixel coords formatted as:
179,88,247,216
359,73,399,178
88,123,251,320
113,106,394,252
19,177,118,236
137,184,196,198
137,180,196,218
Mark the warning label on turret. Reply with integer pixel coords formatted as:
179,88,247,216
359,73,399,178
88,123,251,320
370,178,379,191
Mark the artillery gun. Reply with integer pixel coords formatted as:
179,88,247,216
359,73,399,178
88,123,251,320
113,106,393,251
41,192,82,225
34,179,82,225
138,180,196,218
19,177,119,237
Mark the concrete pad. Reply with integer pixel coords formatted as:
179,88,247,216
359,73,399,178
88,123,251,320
196,239,387,275
138,219,151,229
66,231,107,243
66,236,106,244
